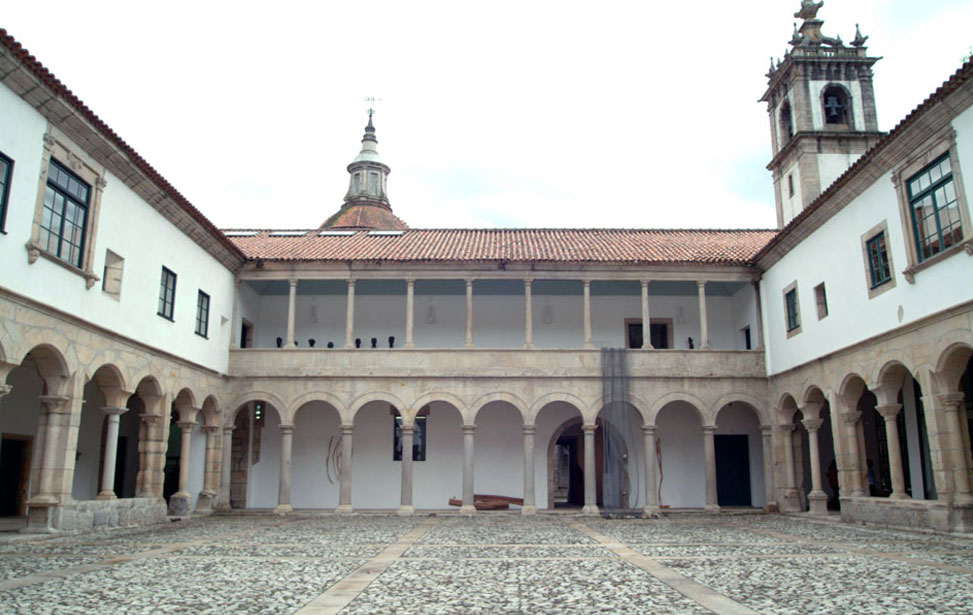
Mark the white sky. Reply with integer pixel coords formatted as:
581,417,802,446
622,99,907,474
4,1,973,230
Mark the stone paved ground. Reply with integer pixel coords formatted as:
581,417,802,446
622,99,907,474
0,513,971,614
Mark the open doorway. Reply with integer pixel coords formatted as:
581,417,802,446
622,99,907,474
625,319,673,349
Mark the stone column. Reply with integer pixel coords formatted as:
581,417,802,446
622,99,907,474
939,393,972,505
582,424,599,515
337,424,354,513
275,424,294,514
285,279,298,347
97,406,128,499
196,425,220,512
752,280,764,350
169,419,197,516
760,425,776,510
696,281,710,349
461,425,476,514
780,424,798,504
702,425,720,511
464,278,474,349
231,279,241,348
642,425,659,514
29,395,71,504
876,404,909,499
640,280,653,349
583,280,594,349
398,424,414,516
405,277,416,349
524,279,534,350
218,426,233,510
344,279,356,348
522,424,536,515
136,409,163,497
802,416,829,514
840,411,866,496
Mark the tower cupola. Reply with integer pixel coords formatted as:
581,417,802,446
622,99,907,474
320,111,408,230
761,1,885,228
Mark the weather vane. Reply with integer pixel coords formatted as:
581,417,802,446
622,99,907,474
363,96,382,119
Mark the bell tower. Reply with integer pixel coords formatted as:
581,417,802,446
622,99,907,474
762,1,885,228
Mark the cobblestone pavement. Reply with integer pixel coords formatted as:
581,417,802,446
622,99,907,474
0,513,971,614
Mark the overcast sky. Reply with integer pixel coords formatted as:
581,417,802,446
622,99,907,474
4,1,973,230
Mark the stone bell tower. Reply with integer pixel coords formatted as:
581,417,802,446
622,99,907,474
320,111,408,230
761,1,885,228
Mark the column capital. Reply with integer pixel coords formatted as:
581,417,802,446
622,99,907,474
640,279,650,288
279,424,295,435
465,277,474,286
177,420,197,431
759,425,773,436
340,424,354,435
937,392,965,410
101,406,129,417
696,280,707,289
523,277,533,287
522,424,537,435
399,424,415,435
799,401,823,417
641,424,657,435
288,278,298,288
801,418,824,432
582,279,591,288
875,403,903,421
203,424,220,435
582,424,597,434
101,386,134,408
840,411,862,425
779,423,796,435
174,404,200,424
405,276,416,285
462,424,476,435
140,413,162,425
38,395,71,414
222,425,235,435
347,278,356,287
702,424,717,435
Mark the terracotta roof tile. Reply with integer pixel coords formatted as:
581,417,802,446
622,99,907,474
226,228,777,265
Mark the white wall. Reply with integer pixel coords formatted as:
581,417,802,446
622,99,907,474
0,83,236,374
762,107,973,375
291,402,342,509
473,402,523,502
247,409,281,508
71,385,106,501
656,402,705,508
246,289,757,351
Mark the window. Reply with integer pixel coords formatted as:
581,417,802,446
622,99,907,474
0,151,12,233
393,414,427,461
866,232,892,288
625,319,673,349
102,249,124,299
195,290,210,338
814,283,828,319
783,282,801,336
907,154,962,262
823,86,849,125
367,171,379,196
787,174,795,197
38,159,90,268
158,267,177,320
780,102,794,144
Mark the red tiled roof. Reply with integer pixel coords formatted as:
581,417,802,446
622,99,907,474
0,29,245,264
321,203,409,230
226,228,777,265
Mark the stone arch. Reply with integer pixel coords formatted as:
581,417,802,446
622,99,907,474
871,355,915,393
802,385,828,407
349,391,406,424
88,363,127,394
409,391,468,423
20,329,76,376
821,83,853,126
225,390,289,426
21,343,72,395
711,392,768,426
777,393,800,424
289,391,348,423
838,373,868,409
471,391,527,425
592,391,650,425
528,392,588,425
647,392,706,426
200,395,220,426
172,387,198,418
933,341,973,392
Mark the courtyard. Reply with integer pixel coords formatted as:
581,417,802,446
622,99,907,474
0,513,970,614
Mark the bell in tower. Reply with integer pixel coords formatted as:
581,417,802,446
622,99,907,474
761,2,885,228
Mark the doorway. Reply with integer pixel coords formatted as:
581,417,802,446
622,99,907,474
715,434,751,506
625,319,673,349
0,436,32,517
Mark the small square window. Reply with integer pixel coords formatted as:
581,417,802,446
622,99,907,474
0,151,13,233
814,283,828,320
158,267,177,320
195,290,210,338
787,174,794,197
783,282,801,337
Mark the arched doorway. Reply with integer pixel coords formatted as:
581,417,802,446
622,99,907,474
228,400,282,509
714,401,765,508
655,401,705,509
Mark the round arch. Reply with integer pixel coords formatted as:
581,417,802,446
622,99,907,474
225,390,290,426
21,343,73,395
200,395,221,426
88,363,128,396
646,392,706,426
349,391,407,424
527,392,589,425
933,341,973,392
592,392,650,425
470,391,527,425
711,392,768,426
409,391,468,422
289,391,348,423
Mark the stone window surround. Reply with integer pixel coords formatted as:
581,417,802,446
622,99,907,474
25,128,106,289
820,83,855,129
195,289,210,338
859,220,897,300
783,281,802,338
891,127,973,283
0,149,12,234
813,282,828,319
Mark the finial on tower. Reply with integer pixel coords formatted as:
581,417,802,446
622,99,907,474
851,24,868,47
795,0,823,20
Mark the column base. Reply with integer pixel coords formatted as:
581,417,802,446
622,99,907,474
95,491,117,501
459,505,476,516
642,505,661,518
273,504,293,515
762,502,779,513
397,505,415,516
335,504,354,515
196,491,215,513
24,504,57,534
808,491,829,515
889,492,912,501
167,492,192,516
581,504,600,516
26,494,58,506
704,504,721,512
520,505,537,516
